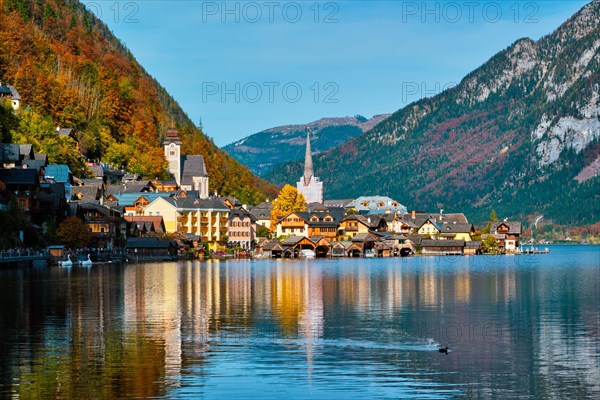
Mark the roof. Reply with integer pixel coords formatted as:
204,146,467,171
125,216,165,231
307,209,345,227
79,202,122,217
148,195,229,211
323,199,353,208
465,241,482,248
379,232,407,241
252,201,273,210
307,202,329,212
8,86,20,100
352,232,378,242
281,235,305,246
115,192,171,206
439,223,474,233
44,164,72,183
57,128,72,137
491,221,522,235
342,214,385,229
180,196,229,210
402,212,469,226
229,208,256,222
0,168,39,185
88,165,104,177
0,84,20,100
348,196,407,214
0,144,20,163
72,185,101,202
181,155,208,185
249,208,271,220
260,240,276,250
405,234,427,245
19,144,33,159
164,126,182,145
22,160,46,170
330,240,352,249
421,239,465,248
126,237,172,249
122,173,140,182
223,196,242,207
34,153,48,162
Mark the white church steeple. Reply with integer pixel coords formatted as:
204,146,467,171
296,127,323,203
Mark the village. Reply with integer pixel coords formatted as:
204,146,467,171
0,83,523,264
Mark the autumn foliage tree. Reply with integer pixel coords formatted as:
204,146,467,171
56,216,91,249
270,185,307,231
0,0,276,204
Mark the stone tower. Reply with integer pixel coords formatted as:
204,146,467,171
164,126,182,185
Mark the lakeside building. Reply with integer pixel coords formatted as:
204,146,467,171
490,221,522,252
142,196,230,244
228,208,257,250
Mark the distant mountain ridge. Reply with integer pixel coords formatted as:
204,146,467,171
264,0,600,226
223,114,390,176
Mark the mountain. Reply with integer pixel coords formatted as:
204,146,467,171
264,0,600,226
0,0,276,204
223,115,390,176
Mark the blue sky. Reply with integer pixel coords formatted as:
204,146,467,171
89,1,589,146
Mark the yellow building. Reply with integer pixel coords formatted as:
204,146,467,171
143,197,229,243
438,223,475,242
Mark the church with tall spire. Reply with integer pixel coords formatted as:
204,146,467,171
296,128,323,203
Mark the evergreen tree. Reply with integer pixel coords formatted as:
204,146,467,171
482,209,498,234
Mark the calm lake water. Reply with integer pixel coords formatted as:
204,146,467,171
0,245,598,399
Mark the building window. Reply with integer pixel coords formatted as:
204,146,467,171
169,150,176,157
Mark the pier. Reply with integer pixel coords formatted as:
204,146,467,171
0,249,49,267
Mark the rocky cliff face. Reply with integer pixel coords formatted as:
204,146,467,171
264,0,600,225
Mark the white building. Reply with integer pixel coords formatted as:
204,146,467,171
163,127,209,199
296,130,323,203
347,196,407,215
0,81,20,110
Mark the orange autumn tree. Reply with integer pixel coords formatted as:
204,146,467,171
0,0,276,204
270,185,307,231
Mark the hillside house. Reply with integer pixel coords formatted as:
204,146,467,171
0,81,20,110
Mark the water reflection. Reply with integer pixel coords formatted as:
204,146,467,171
0,246,598,398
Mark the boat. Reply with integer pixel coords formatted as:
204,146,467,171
364,249,376,258
301,249,316,259
59,254,73,267
80,254,92,267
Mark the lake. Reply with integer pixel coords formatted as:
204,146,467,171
1,245,598,399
